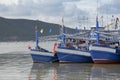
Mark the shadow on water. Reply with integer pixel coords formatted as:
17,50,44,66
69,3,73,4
29,63,120,80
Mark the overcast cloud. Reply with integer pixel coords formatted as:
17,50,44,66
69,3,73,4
98,0,120,14
0,0,119,28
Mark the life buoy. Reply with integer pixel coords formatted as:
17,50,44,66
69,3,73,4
53,42,57,55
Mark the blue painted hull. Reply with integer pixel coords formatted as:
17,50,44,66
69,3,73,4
90,45,120,63
57,52,93,63
31,54,58,63
30,49,59,63
90,50,120,63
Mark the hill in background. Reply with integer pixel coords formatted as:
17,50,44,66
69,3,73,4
0,17,75,41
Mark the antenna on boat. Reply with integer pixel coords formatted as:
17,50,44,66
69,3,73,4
35,26,39,49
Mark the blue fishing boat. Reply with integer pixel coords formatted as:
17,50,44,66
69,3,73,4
90,44,120,63
30,49,58,63
57,44,92,63
56,18,93,63
29,27,59,63
89,16,120,63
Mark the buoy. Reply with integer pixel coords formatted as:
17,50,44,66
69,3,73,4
28,45,31,49
53,42,57,55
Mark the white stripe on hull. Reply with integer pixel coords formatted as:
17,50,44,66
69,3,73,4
30,51,54,57
89,45,116,53
57,48,90,56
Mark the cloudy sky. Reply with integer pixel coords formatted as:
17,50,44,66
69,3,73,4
0,0,120,29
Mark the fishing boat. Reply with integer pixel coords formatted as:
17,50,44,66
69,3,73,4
56,18,93,63
57,33,93,63
28,27,59,63
29,48,58,63
89,16,120,64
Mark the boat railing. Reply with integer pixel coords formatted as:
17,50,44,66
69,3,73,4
38,35,59,42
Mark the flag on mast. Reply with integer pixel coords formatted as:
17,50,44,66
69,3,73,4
49,28,52,33
40,29,44,33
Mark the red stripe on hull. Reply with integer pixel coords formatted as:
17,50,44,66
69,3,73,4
93,60,120,64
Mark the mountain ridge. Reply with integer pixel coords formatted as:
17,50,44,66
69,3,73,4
0,16,75,41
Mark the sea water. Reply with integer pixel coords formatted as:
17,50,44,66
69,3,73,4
0,41,120,80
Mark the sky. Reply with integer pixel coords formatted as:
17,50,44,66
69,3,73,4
0,0,120,29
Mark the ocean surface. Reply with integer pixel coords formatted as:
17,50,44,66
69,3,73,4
0,41,120,80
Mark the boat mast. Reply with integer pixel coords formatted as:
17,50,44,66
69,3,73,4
96,16,99,45
35,26,39,49
61,17,66,45
96,0,99,45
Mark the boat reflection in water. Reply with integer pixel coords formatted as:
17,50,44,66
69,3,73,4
29,63,92,80
29,63,120,80
90,64,120,79
57,63,92,80
29,63,58,80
